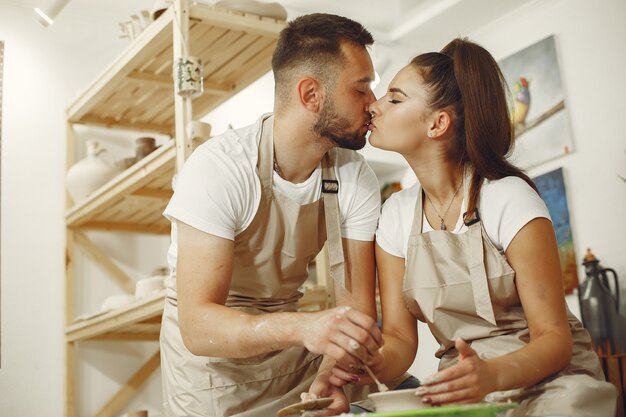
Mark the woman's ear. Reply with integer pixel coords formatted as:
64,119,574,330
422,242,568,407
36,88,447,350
296,77,323,112
428,110,452,138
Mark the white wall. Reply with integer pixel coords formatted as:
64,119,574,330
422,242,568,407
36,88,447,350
1,0,625,415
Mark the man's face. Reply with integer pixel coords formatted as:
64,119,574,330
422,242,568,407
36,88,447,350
313,42,376,150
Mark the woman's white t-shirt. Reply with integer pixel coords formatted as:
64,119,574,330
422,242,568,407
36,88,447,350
376,176,551,258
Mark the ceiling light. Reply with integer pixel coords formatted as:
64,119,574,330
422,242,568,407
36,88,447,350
33,0,72,27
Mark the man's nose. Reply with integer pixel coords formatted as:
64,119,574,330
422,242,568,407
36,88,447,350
368,101,379,118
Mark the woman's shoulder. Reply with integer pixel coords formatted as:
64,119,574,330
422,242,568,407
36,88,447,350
480,176,542,205
479,175,550,250
482,175,534,191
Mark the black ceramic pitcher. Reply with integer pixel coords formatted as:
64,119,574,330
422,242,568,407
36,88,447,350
579,248,626,354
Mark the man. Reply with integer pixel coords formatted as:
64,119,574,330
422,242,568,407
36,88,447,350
160,13,382,416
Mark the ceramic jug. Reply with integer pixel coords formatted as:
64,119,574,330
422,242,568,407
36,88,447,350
66,140,116,203
578,248,626,354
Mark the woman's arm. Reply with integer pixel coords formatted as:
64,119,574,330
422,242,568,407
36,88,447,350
328,243,418,387
375,243,420,382
309,238,381,415
417,218,572,405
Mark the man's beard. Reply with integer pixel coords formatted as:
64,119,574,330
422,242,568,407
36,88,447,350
313,99,367,150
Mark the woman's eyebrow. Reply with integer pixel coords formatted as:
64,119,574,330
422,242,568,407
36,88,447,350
389,87,408,97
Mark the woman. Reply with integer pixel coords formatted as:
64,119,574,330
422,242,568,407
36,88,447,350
331,38,616,416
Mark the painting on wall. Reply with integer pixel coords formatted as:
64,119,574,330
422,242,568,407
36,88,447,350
533,168,579,294
499,35,574,169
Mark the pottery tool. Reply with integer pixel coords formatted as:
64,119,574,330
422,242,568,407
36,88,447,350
362,364,389,392
276,397,334,417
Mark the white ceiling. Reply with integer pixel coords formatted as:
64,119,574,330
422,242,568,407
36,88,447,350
275,0,535,48
5,0,535,50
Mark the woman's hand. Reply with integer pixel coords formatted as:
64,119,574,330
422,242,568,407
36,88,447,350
309,370,350,416
416,339,498,405
327,348,384,387
300,306,383,369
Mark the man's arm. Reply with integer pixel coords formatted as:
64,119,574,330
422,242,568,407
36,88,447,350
176,221,382,362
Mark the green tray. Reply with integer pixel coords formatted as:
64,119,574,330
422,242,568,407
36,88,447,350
367,403,517,417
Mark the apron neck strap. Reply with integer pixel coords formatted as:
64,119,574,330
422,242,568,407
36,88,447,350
258,115,275,191
462,165,482,226
410,188,424,236
321,149,346,298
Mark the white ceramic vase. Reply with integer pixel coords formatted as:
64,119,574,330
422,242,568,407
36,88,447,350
66,140,117,203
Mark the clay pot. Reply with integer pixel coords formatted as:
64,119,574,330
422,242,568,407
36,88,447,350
135,137,157,160
66,141,117,203
368,389,431,412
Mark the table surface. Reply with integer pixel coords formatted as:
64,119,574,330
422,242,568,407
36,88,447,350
367,403,517,417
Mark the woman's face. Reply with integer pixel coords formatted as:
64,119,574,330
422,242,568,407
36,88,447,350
368,65,434,154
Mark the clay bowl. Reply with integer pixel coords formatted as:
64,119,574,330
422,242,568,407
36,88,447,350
368,388,431,412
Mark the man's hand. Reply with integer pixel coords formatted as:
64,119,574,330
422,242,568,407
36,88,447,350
300,306,383,369
309,370,349,416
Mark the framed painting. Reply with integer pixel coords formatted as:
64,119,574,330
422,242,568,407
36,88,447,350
499,35,574,169
533,167,579,294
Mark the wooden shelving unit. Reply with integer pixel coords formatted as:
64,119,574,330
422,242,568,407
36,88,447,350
64,2,285,416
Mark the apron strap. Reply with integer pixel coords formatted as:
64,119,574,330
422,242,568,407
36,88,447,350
409,187,424,237
321,148,347,294
258,115,275,193
466,219,497,325
462,166,496,325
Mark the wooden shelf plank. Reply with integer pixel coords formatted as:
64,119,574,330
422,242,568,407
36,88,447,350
191,5,285,37
66,291,166,342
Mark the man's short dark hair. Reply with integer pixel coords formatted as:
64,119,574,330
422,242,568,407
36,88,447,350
271,13,374,105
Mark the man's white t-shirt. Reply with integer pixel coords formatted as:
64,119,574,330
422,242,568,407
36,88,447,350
376,176,551,258
164,115,381,271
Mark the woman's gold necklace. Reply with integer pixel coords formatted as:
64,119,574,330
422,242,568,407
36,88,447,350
426,178,463,230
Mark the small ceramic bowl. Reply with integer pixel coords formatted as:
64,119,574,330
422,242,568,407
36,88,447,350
101,294,136,312
135,276,166,298
368,388,431,412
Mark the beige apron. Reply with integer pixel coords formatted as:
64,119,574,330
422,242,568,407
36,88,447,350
161,115,348,416
402,168,616,417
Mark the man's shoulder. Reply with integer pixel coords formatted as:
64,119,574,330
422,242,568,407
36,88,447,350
334,148,372,177
193,119,261,167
